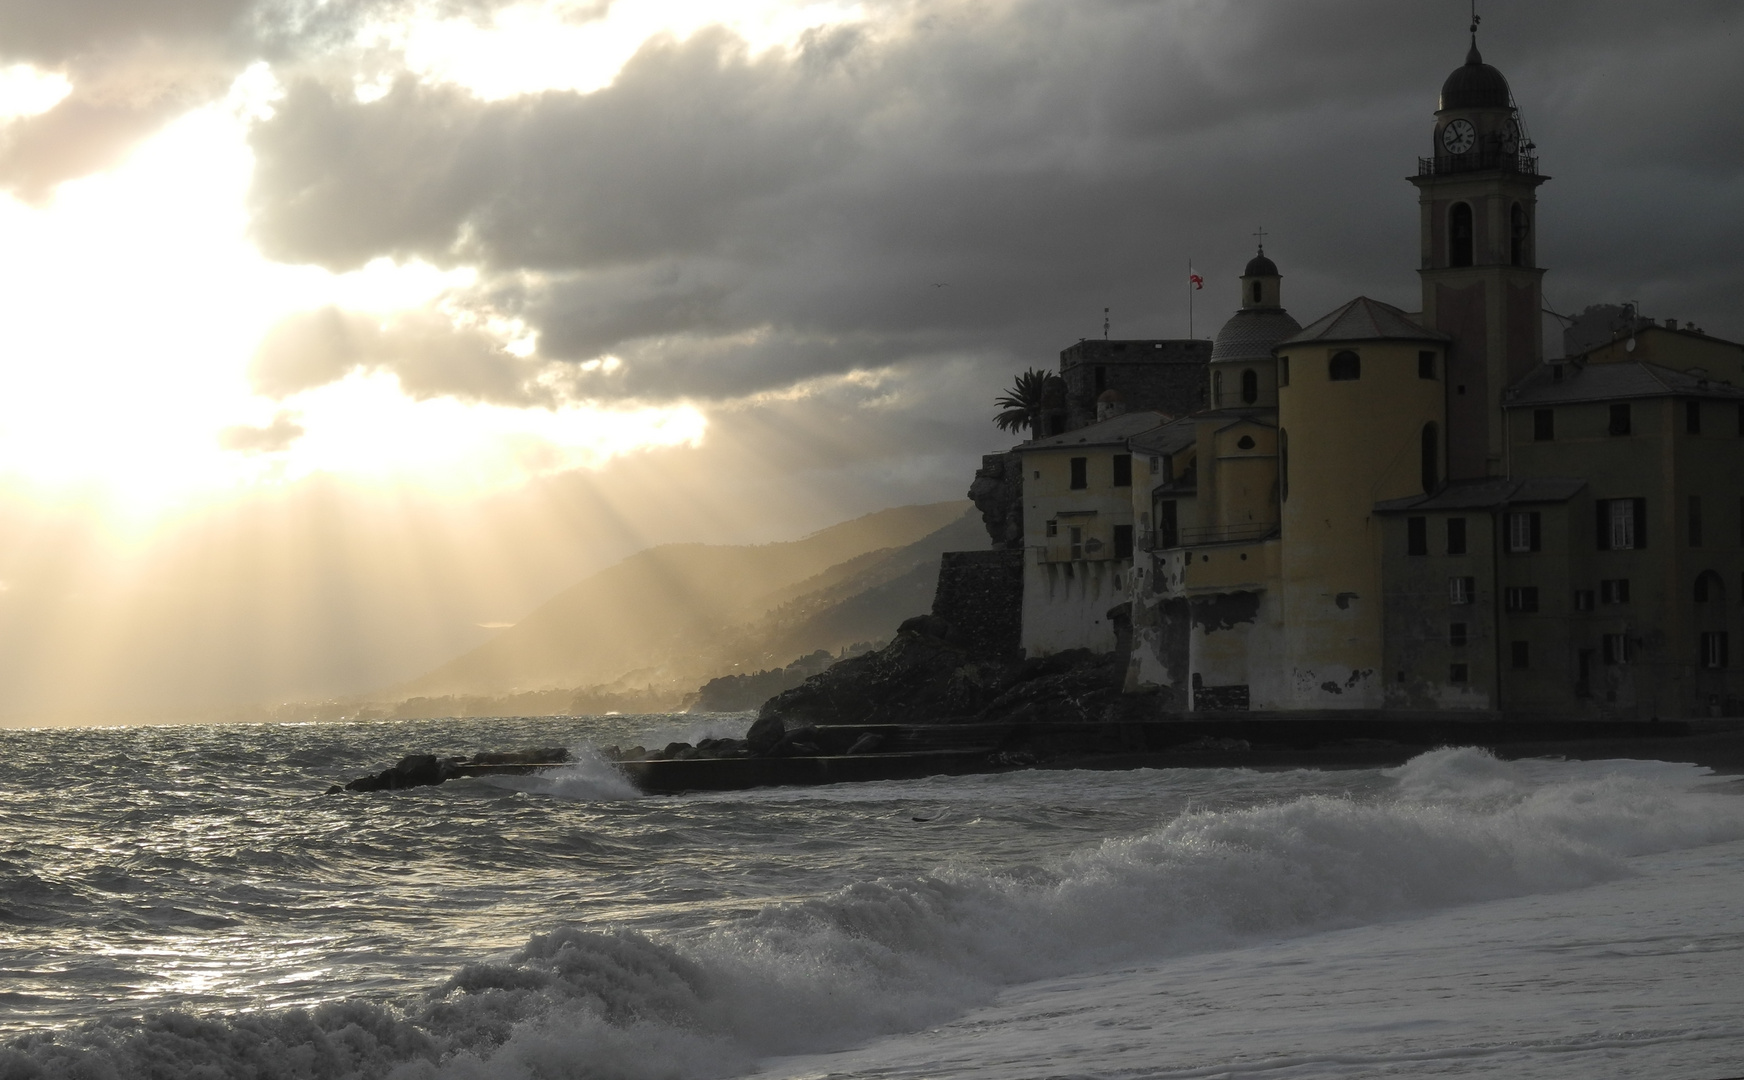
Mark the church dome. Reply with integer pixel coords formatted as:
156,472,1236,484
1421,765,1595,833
1211,308,1301,364
1244,252,1279,277
1440,40,1511,110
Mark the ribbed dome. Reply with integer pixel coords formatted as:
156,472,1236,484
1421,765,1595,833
1244,252,1279,278
1440,40,1511,110
1211,308,1301,364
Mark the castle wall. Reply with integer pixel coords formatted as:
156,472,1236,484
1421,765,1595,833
932,549,1024,657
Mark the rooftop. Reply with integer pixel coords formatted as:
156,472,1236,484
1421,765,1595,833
1503,360,1744,407
1375,476,1586,514
1020,410,1170,451
1279,297,1449,348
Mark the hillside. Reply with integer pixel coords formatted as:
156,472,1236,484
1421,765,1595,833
398,501,974,697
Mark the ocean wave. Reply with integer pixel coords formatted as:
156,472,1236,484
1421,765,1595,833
8,748,1741,1080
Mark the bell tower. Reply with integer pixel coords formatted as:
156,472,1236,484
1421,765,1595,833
1410,30,1547,480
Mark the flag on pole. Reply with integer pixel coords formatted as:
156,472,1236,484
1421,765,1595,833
1189,272,1204,290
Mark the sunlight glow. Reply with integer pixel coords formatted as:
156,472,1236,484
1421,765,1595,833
0,64,71,120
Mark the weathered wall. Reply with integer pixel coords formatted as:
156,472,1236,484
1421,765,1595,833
1059,340,1209,430
967,451,1024,550
931,549,1024,657
1022,555,1124,656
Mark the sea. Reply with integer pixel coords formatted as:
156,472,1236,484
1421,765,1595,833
3,714,1743,1080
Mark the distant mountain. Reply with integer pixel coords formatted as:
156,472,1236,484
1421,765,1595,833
397,501,976,698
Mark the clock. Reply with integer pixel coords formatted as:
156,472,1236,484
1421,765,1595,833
1500,118,1521,154
1441,119,1476,154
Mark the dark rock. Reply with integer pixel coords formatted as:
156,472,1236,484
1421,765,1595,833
745,715,786,754
846,733,886,755
342,753,461,792
897,614,953,641
968,451,1024,550
467,747,571,766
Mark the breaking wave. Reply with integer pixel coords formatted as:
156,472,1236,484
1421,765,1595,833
7,749,1741,1080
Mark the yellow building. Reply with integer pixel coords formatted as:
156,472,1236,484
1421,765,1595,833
977,29,1744,720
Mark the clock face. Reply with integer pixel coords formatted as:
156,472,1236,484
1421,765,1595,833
1500,118,1521,154
1442,119,1477,154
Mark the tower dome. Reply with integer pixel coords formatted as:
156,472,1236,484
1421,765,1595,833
1244,252,1279,278
1440,39,1511,111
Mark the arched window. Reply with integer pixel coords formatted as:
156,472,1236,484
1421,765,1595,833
1421,422,1440,493
1695,570,1726,604
1329,350,1360,381
1241,368,1258,404
1279,429,1289,503
1251,280,1262,304
1212,369,1223,405
1450,202,1474,267
1510,203,1529,267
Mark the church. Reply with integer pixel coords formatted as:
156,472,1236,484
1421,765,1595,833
986,31,1744,721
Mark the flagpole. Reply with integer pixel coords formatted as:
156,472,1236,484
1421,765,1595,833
1187,258,1194,338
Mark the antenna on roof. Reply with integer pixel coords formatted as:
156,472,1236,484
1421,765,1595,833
1103,307,1110,340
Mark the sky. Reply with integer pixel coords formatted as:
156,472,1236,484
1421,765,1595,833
0,0,1740,722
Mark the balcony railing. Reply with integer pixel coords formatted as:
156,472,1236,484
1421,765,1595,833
1150,522,1279,550
1417,151,1539,177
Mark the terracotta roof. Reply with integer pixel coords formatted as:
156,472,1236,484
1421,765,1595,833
1374,476,1586,513
1279,296,1449,347
1503,360,1744,406
1020,410,1169,450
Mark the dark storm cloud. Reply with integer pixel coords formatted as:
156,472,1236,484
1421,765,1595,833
240,0,1744,404
251,304,553,405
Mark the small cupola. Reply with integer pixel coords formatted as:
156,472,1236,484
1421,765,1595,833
1241,247,1281,310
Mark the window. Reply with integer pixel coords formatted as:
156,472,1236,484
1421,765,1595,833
1533,409,1554,441
1449,622,1468,647
1504,586,1540,613
1703,632,1730,669
1113,454,1132,487
1694,571,1723,604
1251,280,1262,304
1113,524,1134,560
1602,633,1634,666
1511,641,1530,669
1600,578,1631,604
1212,370,1223,404
1687,401,1702,434
1597,499,1646,550
1510,203,1528,267
1070,457,1088,490
1740,495,1744,546
1450,202,1473,267
1045,519,1058,538
1574,589,1596,612
1418,351,1437,379
1449,576,1476,604
1421,423,1439,493
1069,526,1083,560
1407,516,1428,556
1507,512,1542,553
1094,366,1106,394
1738,403,1744,436
1278,356,1290,387
1279,429,1289,502
1449,663,1470,684
1241,368,1259,404
1609,403,1632,436
1447,517,1468,555
1689,495,1704,547
1156,499,1178,548
1329,350,1361,381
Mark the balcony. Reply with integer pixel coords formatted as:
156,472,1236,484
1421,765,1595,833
1151,522,1278,550
1417,151,1539,177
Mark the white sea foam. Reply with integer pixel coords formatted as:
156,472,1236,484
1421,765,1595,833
473,747,642,801
11,749,1742,1080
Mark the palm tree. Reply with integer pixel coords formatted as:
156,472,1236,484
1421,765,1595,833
993,368,1064,439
